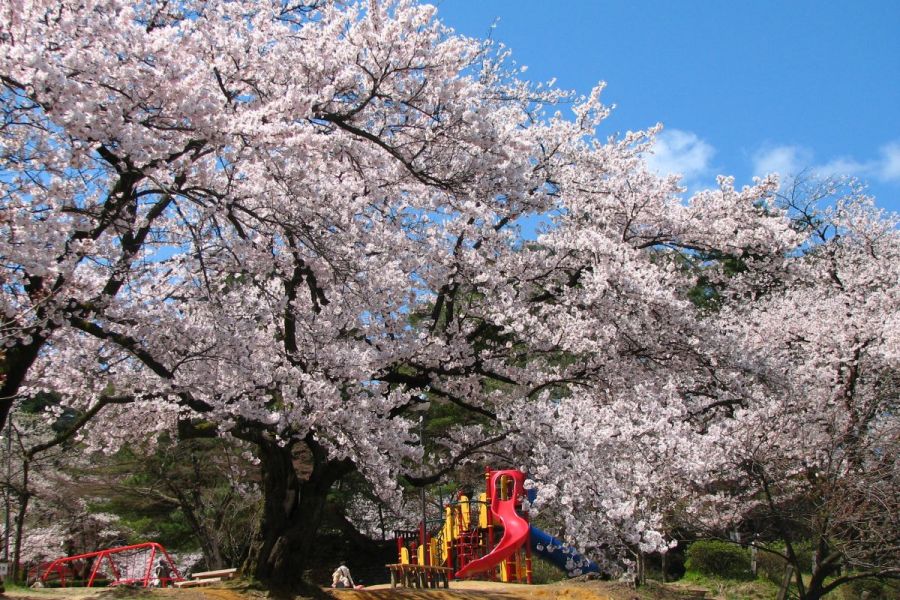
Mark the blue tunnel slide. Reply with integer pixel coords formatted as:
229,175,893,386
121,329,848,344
528,525,601,576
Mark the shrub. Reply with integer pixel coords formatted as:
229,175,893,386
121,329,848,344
644,547,686,581
754,548,788,585
529,556,568,584
842,577,900,600
685,540,753,580
788,541,814,573
754,540,814,584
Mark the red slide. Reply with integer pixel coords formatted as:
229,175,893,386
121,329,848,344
455,470,530,578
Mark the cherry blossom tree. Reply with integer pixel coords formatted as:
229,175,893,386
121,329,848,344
500,171,799,571
2,0,812,587
82,437,262,572
0,398,133,583
691,186,899,599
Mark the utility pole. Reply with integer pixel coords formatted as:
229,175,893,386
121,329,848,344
419,417,427,556
410,397,431,564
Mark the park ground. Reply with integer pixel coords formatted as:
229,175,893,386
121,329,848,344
0,579,720,600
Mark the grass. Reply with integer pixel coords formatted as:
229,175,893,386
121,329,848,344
677,571,781,600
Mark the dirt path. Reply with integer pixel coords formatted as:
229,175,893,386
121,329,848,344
330,580,618,600
327,579,709,600
1,585,253,600
1,580,705,600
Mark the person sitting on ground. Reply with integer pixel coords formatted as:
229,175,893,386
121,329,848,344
154,558,172,587
331,561,354,588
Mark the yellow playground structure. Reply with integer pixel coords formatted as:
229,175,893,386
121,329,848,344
390,469,533,587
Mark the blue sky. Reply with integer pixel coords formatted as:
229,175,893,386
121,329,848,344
435,0,900,213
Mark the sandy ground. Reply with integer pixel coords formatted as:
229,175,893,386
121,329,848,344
328,580,627,599
1,579,709,600
0,585,249,600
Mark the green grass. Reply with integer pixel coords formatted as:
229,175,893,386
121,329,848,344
529,556,568,584
1,581,72,595
679,570,781,600
679,569,900,600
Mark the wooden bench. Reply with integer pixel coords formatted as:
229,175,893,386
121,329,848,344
386,564,452,589
191,568,237,581
173,567,238,588
174,577,222,588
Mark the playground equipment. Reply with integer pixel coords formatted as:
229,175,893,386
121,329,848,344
38,542,183,588
529,526,601,577
391,468,600,587
454,469,530,580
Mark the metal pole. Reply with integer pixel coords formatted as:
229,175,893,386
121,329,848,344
419,418,427,563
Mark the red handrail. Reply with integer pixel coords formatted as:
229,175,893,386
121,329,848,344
40,542,183,588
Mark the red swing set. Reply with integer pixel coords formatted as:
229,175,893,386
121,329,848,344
38,542,183,588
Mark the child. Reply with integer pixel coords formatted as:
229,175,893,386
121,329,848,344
331,561,354,588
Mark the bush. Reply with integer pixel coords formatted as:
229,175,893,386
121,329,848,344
788,541,814,573
529,556,567,584
755,548,788,585
754,540,813,584
841,577,900,600
685,540,753,580
644,547,686,581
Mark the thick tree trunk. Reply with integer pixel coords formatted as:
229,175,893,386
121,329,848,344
802,544,841,600
0,335,47,431
249,435,353,588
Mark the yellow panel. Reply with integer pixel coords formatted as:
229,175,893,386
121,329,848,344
478,493,489,528
417,544,425,565
459,495,471,530
430,538,439,566
443,506,453,541
400,546,410,565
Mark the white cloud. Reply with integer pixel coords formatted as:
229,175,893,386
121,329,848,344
752,145,811,179
752,141,900,184
645,129,715,181
878,142,900,182
817,156,867,178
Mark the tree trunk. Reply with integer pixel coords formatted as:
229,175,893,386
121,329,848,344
11,459,30,584
803,547,841,600
776,564,794,600
164,448,226,570
168,483,225,570
0,335,47,431
248,435,353,588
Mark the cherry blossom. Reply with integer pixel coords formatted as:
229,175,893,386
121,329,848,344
6,1,881,588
